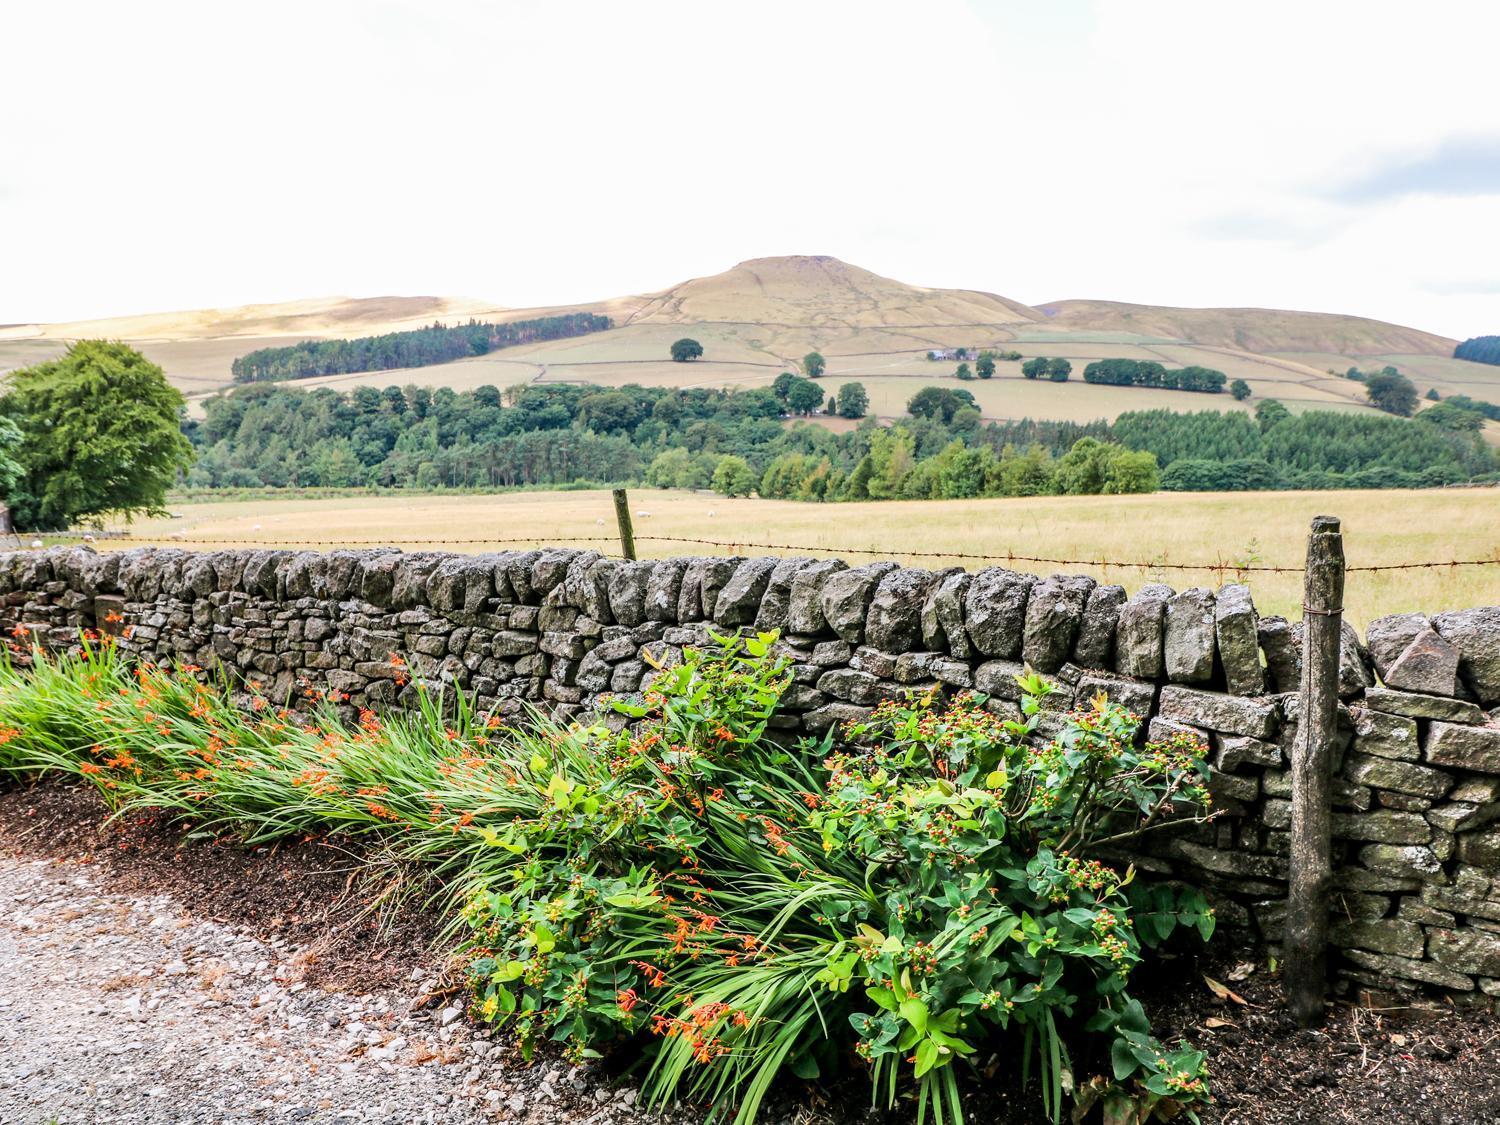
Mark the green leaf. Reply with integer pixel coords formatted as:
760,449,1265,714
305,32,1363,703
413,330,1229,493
899,997,930,1032
913,1038,940,1078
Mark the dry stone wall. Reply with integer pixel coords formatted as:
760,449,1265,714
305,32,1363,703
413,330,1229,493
4,544,1500,998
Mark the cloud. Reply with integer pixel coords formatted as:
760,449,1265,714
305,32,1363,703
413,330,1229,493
1421,278,1500,296
1331,136,1500,202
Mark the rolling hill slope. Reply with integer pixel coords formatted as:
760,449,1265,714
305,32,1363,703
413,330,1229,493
2,256,1491,427
1033,299,1457,357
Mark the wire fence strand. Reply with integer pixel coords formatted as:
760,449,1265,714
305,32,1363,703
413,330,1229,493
21,529,1500,576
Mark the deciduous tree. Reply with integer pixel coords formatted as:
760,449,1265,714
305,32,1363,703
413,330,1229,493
1,341,194,529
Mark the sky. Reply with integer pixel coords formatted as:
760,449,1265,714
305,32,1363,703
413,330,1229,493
3,0,1498,338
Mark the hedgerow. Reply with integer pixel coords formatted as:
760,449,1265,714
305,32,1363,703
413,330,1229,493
0,634,1216,1124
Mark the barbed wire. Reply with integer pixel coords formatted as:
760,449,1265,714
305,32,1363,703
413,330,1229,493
21,529,1500,576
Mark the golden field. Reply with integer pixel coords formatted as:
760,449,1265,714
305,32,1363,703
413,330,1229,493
91,486,1500,628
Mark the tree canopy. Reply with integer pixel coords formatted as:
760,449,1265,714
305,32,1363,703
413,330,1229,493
802,352,826,378
1364,370,1418,416
835,382,868,419
232,314,611,383
1455,336,1500,366
670,338,704,363
2,341,194,528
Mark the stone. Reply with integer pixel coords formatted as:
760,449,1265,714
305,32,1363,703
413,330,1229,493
1170,839,1287,881
606,561,654,627
1427,802,1500,834
974,659,1026,701
930,657,974,688
1430,929,1500,977
1338,621,1376,698
1214,733,1281,771
1115,583,1172,680
1350,706,1420,762
1385,629,1462,697
755,557,814,632
1358,843,1445,882
1452,777,1500,804
803,702,871,733
818,563,897,644
697,558,740,619
1331,918,1425,958
963,568,1035,659
1433,606,1500,706
865,569,933,653
713,556,778,626
1214,583,1265,696
1072,584,1126,670
1075,672,1156,717
530,549,577,595
1022,574,1095,673
1459,824,1500,867
808,639,853,667
1366,687,1487,724
1157,685,1277,739
1208,772,1258,804
816,669,886,706
1164,588,1216,684
1342,754,1453,800
920,570,971,657
1342,949,1473,991
643,558,688,622
785,559,848,635
1366,612,1430,681
1425,722,1500,774
1333,808,1432,844
1257,615,1300,694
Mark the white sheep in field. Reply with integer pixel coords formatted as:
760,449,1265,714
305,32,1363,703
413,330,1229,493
635,510,651,518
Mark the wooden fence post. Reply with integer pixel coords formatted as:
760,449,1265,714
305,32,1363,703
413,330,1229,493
1285,514,1345,1026
612,488,637,560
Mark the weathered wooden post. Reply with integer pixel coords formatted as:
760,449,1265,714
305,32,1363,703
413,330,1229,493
1285,514,1345,1026
612,488,637,561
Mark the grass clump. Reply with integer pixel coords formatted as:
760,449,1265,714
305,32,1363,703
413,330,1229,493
0,634,1216,1124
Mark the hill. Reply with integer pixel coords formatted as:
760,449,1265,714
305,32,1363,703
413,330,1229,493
3,256,1493,428
617,255,1043,331
0,294,503,344
1033,299,1456,357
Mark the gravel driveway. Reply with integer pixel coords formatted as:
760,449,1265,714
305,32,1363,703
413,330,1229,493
0,854,654,1125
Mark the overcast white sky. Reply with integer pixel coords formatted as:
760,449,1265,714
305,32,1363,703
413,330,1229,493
3,0,1498,337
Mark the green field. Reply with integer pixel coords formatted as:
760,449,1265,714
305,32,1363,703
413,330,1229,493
93,486,1500,628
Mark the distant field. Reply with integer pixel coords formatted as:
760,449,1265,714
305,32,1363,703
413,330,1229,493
95,486,1500,627
232,332,1383,426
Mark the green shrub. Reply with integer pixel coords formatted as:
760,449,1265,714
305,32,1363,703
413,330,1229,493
0,635,1215,1125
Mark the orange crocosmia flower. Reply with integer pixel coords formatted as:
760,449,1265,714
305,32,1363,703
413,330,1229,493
616,988,639,1013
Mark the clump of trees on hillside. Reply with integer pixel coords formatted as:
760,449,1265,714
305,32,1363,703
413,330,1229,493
1081,358,1227,393
231,314,612,383
669,338,703,362
1455,336,1500,365
1363,369,1419,416
1023,357,1073,381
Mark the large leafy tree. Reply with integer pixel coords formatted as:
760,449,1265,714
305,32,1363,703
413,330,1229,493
1365,370,1418,416
802,351,826,378
836,382,869,419
2,341,194,529
670,338,704,363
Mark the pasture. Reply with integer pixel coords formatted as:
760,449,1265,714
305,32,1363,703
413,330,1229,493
98,486,1500,627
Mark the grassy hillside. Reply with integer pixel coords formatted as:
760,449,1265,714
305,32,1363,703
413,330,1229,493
1034,299,1456,357
1,256,1472,428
